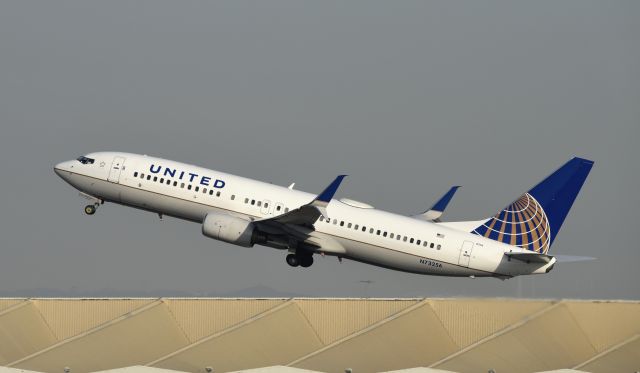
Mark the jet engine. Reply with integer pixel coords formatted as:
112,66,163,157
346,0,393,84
202,213,264,247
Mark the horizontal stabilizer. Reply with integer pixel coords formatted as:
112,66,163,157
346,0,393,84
504,252,554,263
505,252,595,264
414,186,461,222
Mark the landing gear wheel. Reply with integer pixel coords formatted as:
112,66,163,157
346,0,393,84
286,254,299,267
84,205,97,215
300,255,314,268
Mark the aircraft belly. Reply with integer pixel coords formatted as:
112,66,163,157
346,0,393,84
66,173,122,202
118,185,217,222
334,237,490,277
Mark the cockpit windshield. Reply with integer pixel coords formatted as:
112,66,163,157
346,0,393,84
77,156,95,164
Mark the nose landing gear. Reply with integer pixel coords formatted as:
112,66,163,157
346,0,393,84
80,193,103,215
84,204,97,215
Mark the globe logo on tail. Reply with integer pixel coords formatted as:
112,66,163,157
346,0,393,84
472,193,551,254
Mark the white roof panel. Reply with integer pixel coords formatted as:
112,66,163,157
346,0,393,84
227,366,324,373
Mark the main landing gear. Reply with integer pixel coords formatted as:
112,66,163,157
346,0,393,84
286,253,314,268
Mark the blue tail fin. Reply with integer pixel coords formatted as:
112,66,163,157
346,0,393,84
472,157,593,253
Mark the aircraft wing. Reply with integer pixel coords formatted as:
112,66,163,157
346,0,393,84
251,175,347,255
255,175,347,227
413,186,460,222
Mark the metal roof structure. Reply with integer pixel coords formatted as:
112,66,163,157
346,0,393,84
378,368,459,373
227,366,325,373
0,367,44,373
91,367,189,373
0,298,638,373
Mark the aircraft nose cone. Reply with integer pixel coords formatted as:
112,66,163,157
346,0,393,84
54,161,67,175
54,160,73,179
54,163,63,176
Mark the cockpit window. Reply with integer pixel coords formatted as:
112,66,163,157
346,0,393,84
76,156,95,164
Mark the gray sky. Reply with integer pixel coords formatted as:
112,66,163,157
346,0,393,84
0,1,638,299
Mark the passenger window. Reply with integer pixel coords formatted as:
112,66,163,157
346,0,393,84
173,181,177,186
245,198,249,204
231,195,235,200
423,241,428,247
147,175,151,180
285,208,289,213
397,235,401,240
430,243,434,248
276,206,281,211
319,216,324,222
181,183,185,188
340,221,344,226
188,185,192,190
140,173,145,179
217,191,221,197
362,226,366,232
195,186,199,192
390,233,394,239
370,228,374,234
354,224,359,230
251,200,255,205
257,201,262,207
265,203,269,208
134,172,138,177
333,219,337,225
166,179,171,185
409,238,414,243
403,236,408,242
437,244,441,250
376,230,381,235
209,190,214,195
383,232,387,237
153,176,158,182
347,223,352,228
203,188,207,193
160,178,164,183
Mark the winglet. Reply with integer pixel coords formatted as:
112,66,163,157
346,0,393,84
311,175,347,219
414,186,461,221
430,186,461,213
314,175,347,204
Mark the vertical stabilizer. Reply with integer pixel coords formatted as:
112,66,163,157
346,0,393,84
472,157,593,253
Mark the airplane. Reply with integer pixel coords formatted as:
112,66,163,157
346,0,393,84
54,152,593,278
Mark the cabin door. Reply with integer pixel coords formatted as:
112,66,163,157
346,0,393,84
108,156,126,183
458,241,474,267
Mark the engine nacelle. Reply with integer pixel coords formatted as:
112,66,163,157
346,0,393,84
202,213,260,248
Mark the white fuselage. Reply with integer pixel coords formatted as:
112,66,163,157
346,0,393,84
54,152,555,278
